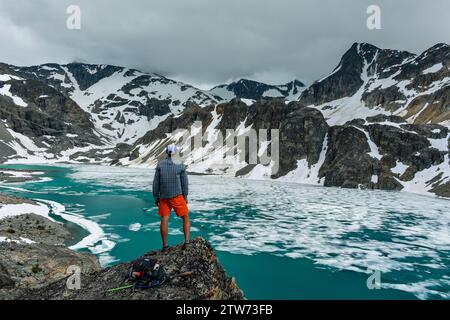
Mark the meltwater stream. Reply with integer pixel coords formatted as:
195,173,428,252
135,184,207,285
1,164,449,299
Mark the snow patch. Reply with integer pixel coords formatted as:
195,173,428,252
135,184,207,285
422,63,444,75
0,202,51,221
0,236,36,244
0,84,27,107
0,74,24,82
392,161,409,176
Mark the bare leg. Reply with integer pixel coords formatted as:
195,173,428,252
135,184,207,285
182,214,190,242
160,216,169,248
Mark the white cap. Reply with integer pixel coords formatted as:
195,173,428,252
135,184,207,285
166,144,177,154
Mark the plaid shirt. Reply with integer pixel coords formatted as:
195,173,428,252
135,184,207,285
152,157,189,200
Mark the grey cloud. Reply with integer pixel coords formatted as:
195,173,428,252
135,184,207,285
0,0,449,88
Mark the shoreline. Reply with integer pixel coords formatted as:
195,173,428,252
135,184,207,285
1,162,448,201
0,194,101,298
0,169,115,265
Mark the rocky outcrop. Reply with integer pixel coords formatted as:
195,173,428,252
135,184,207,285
0,241,100,294
318,117,449,195
367,124,445,172
0,193,242,300
276,106,329,177
16,237,244,300
319,125,378,189
0,214,71,245
0,206,101,299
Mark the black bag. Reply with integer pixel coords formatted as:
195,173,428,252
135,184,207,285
127,257,167,289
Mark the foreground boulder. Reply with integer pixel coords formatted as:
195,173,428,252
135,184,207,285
17,237,244,300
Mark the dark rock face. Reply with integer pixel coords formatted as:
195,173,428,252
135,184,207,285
0,169,43,183
367,124,445,171
276,107,329,177
217,100,328,178
17,238,244,300
0,194,35,205
110,143,134,165
362,86,407,112
431,180,450,197
5,79,94,133
223,79,276,100
138,98,172,118
65,63,123,91
394,44,450,123
12,63,124,96
366,114,406,124
319,126,378,188
210,79,305,101
300,43,373,105
368,125,429,162
400,123,449,139
316,119,448,194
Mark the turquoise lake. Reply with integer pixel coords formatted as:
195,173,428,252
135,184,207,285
1,163,449,300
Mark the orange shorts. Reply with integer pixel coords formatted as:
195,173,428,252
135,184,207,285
158,194,189,217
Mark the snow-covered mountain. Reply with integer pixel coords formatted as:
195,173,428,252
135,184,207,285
12,63,219,144
116,43,450,198
209,79,306,102
0,63,106,163
301,42,450,127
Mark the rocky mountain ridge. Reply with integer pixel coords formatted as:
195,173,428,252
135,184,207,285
300,42,450,126
12,62,219,145
210,78,306,101
117,99,450,197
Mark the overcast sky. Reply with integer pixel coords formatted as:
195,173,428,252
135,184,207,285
1,0,449,89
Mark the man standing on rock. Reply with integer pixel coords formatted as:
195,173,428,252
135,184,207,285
152,144,190,251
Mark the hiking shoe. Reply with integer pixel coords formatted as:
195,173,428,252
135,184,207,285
162,245,169,253
182,240,190,250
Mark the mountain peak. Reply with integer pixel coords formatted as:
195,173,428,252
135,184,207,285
421,43,450,56
209,78,305,101
428,43,449,51
347,42,380,55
